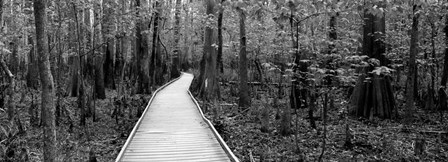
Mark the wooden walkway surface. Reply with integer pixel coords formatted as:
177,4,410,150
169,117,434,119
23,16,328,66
116,73,239,162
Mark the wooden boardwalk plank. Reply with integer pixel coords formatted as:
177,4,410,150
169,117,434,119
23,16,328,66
116,73,236,162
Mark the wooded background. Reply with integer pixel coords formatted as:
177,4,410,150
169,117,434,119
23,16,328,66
0,0,447,161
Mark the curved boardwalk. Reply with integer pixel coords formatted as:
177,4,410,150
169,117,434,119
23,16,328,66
116,73,238,162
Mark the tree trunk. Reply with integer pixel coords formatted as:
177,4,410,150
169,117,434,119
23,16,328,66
439,13,448,112
103,0,116,89
197,0,219,102
217,0,225,73
171,0,182,79
34,0,56,161
91,0,106,99
69,56,79,97
26,37,39,89
134,0,150,94
151,1,163,86
73,3,86,126
237,7,250,108
283,8,301,135
405,4,420,120
0,59,14,121
0,0,2,27
350,2,395,119
9,38,19,75
181,4,191,71
94,31,106,99
441,14,448,87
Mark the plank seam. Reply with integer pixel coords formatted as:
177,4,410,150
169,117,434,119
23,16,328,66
187,90,240,162
115,73,184,162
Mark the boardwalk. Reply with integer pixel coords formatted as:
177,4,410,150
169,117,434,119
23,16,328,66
116,73,238,162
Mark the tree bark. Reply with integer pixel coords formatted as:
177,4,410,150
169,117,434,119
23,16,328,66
134,0,150,94
439,13,448,112
103,0,116,89
26,36,39,89
73,3,86,126
350,2,395,119
0,58,14,121
441,14,448,87
197,0,219,102
171,0,182,79
9,38,19,75
217,0,225,73
405,4,420,120
34,0,56,161
0,0,2,27
91,0,106,99
287,7,300,134
181,3,191,71
237,7,250,108
151,1,163,86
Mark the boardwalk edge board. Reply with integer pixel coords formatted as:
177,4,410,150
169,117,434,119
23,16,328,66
115,73,184,162
187,90,240,162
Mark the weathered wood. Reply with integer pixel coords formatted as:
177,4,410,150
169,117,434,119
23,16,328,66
116,73,238,162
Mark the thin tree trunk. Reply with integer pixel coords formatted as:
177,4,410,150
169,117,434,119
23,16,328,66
103,0,115,89
73,3,86,126
405,4,420,120
237,7,250,108
0,59,14,121
55,0,63,126
151,1,161,86
9,38,19,75
217,0,225,73
0,0,2,28
441,14,448,87
439,13,448,113
34,0,56,161
26,36,39,90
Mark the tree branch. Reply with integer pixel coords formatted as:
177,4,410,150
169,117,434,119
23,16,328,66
0,58,13,78
294,9,354,24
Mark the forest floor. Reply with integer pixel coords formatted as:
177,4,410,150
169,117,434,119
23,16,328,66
3,80,448,162
1,86,150,161
205,86,448,162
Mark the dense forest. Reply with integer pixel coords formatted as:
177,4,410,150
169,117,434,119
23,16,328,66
0,0,448,161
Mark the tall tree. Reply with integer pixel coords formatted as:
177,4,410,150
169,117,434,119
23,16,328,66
171,0,182,78
0,0,15,121
150,1,163,86
405,3,420,120
135,0,150,93
34,0,56,161
217,0,225,73
237,6,250,108
103,0,116,89
94,0,106,99
440,12,448,112
197,0,219,101
0,58,14,121
350,1,396,119
0,0,2,25
441,14,448,86
73,2,86,126
286,1,300,135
